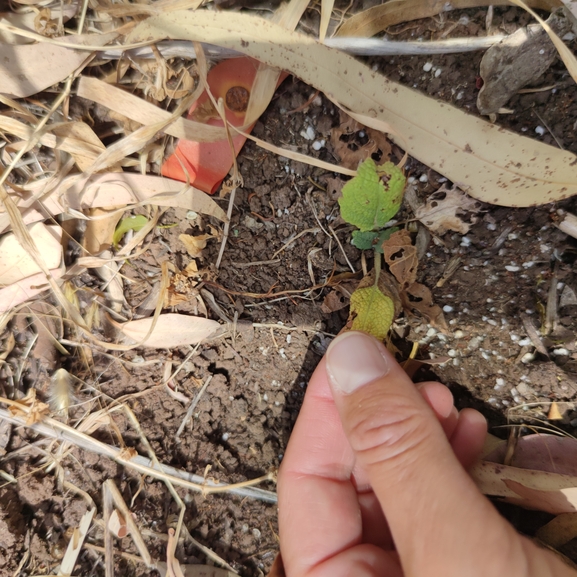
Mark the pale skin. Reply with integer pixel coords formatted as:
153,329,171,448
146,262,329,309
277,331,577,577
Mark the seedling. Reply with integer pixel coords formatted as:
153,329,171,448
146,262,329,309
338,158,406,340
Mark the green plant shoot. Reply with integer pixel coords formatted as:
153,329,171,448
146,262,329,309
339,158,406,340
339,158,405,241
113,215,149,248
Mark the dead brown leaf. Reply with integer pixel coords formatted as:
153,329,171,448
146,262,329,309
320,281,357,313
179,233,214,258
324,177,345,202
415,186,482,235
402,282,448,331
321,291,348,313
330,110,392,170
383,229,418,288
8,388,50,425
478,10,571,114
165,265,200,308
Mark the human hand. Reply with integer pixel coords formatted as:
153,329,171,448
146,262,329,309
277,331,576,577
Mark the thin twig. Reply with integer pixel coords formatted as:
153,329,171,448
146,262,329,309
534,110,565,150
176,375,213,439
215,187,236,269
253,323,336,338
271,227,321,259
98,35,507,60
232,259,281,268
84,543,144,566
328,225,355,273
545,263,559,335
0,406,277,502
180,522,238,573
306,192,331,238
163,343,202,386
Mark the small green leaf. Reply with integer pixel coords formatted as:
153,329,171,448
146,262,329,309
349,284,395,341
338,159,406,232
352,230,379,250
352,227,399,252
113,215,149,247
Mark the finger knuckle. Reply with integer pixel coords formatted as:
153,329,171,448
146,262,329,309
346,398,430,469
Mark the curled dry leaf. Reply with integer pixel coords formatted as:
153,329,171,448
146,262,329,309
179,233,214,258
165,263,201,308
116,313,220,348
0,173,227,235
382,229,418,288
50,122,106,171
324,176,345,202
485,433,577,476
84,207,123,255
330,110,392,170
479,434,577,527
472,459,577,515
320,281,357,313
321,290,349,313
478,10,571,114
108,510,128,539
509,0,577,86
415,186,483,235
402,282,447,331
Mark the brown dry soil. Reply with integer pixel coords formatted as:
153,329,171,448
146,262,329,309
2,6,577,577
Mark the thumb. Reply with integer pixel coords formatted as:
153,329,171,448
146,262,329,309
325,331,515,576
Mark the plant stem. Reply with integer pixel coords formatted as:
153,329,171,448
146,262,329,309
373,249,381,286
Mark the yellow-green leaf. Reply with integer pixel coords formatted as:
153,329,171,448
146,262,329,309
338,159,405,232
113,215,148,248
350,284,394,340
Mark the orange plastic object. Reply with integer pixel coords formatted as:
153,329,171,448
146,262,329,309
162,57,287,194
